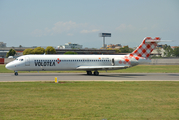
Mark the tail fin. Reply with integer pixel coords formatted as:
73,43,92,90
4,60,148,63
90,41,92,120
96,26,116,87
130,37,161,58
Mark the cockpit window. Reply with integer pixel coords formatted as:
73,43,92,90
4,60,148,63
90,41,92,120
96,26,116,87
18,59,23,61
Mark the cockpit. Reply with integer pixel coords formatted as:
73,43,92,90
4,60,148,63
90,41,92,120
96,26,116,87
15,58,24,61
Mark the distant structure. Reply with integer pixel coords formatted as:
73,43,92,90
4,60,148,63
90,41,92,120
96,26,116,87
0,42,6,48
58,42,82,49
107,44,122,49
99,33,111,48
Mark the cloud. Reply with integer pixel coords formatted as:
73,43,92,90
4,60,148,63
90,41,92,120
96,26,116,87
52,21,79,33
67,33,74,36
80,29,99,33
31,29,43,37
31,21,99,37
116,24,135,31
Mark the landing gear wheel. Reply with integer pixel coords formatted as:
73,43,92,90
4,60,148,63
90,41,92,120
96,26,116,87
87,71,92,75
14,72,18,76
94,71,99,76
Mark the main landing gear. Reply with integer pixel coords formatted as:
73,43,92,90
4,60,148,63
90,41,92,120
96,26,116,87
86,71,99,76
87,71,92,75
14,71,18,76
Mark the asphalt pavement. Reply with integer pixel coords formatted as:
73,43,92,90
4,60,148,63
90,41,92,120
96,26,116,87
0,73,179,82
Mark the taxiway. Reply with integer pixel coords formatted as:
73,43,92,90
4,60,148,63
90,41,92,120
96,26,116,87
0,73,179,82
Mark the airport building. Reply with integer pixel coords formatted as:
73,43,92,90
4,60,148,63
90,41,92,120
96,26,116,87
107,44,122,49
0,42,6,48
58,42,83,49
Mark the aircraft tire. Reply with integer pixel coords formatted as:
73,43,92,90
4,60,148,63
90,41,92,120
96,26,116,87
14,72,18,76
87,71,92,75
94,71,99,76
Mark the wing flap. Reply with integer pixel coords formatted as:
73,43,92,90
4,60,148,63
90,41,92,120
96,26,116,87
76,66,129,70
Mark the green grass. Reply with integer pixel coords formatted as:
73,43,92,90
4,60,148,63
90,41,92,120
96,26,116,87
1,64,179,73
0,81,179,120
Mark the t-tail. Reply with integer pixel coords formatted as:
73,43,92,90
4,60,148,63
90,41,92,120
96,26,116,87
128,37,161,64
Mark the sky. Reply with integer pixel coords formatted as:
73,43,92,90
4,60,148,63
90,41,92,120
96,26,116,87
0,0,179,48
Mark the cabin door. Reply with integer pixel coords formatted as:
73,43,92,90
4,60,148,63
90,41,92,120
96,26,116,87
112,58,115,66
25,57,30,66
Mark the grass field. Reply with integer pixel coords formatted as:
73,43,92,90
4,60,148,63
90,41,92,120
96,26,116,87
1,64,179,73
0,81,179,120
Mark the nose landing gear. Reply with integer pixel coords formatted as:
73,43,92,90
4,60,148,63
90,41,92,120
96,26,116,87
14,71,18,76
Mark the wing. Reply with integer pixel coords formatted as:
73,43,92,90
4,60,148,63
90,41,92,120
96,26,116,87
76,66,129,70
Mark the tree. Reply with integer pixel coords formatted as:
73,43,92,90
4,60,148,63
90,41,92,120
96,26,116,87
120,46,133,53
107,48,112,50
33,47,45,54
45,46,56,54
23,48,34,55
164,44,173,57
64,51,78,54
114,48,121,53
6,49,16,58
173,47,179,57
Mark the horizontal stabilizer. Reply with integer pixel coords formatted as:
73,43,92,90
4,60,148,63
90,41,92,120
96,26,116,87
145,40,172,43
76,66,129,70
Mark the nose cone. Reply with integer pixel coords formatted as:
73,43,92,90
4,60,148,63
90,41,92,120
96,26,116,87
5,63,15,70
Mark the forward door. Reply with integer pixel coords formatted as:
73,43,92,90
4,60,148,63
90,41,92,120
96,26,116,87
25,57,30,66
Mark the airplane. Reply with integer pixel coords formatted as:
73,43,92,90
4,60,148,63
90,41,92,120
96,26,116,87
6,37,161,76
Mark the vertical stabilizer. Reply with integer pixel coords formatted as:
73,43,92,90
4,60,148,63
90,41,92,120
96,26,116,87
130,37,161,58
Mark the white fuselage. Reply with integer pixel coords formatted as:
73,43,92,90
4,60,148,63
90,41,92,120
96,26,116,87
5,54,145,71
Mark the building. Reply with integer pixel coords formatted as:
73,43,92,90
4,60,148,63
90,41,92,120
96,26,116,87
107,44,122,49
151,48,165,57
0,42,6,48
60,42,83,49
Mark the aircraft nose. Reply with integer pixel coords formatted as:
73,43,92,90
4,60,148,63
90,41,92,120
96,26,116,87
5,63,15,70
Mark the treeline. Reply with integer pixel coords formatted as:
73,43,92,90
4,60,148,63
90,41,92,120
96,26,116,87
107,46,133,53
23,46,56,55
163,45,179,57
5,45,179,58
